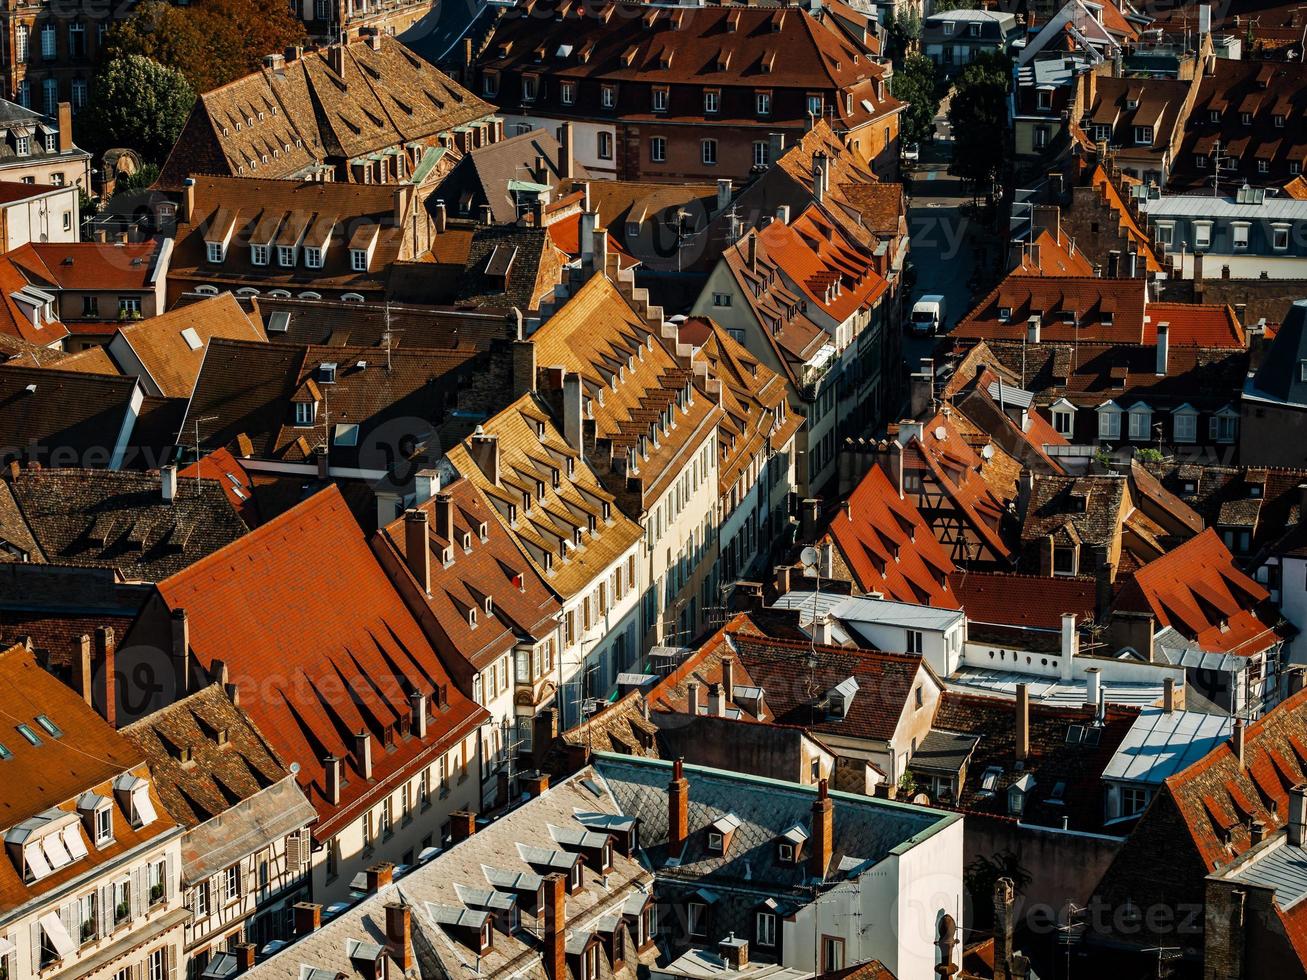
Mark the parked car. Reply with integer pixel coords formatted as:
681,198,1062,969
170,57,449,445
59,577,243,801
903,142,920,163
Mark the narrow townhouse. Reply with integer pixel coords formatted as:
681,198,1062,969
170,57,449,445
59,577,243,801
114,486,489,903
529,266,724,649
0,644,187,980
371,474,564,806
445,393,645,727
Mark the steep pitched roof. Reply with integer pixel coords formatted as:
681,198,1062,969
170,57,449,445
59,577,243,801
152,485,487,834
113,292,267,397
827,461,959,607
1119,528,1275,657
949,571,1097,630
6,467,248,582
1247,300,1307,407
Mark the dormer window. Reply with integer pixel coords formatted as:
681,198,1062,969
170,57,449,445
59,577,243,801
206,241,225,263
1241,111,1252,126
1275,114,1286,128
251,244,269,266
480,920,493,952
998,306,1012,321
278,245,296,267
350,249,368,272
304,247,323,269
318,362,337,383
468,607,478,628
113,774,159,828
484,596,494,617
295,402,316,426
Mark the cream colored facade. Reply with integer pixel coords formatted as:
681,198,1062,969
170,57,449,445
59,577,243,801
309,735,481,902
1,790,187,980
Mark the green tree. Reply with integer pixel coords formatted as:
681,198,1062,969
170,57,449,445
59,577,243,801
931,0,979,11
104,0,307,94
891,53,940,145
80,56,195,164
112,163,161,196
947,49,1011,202
885,9,922,59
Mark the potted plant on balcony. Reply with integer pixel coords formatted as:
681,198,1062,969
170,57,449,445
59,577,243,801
80,920,96,944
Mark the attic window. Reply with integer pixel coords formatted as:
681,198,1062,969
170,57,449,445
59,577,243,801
318,362,338,383
34,715,62,738
468,607,478,628
16,723,40,745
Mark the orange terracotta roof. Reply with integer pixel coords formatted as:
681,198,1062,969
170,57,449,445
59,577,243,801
1015,228,1096,277
828,462,959,607
179,447,259,526
1125,528,1275,657
758,204,889,322
10,241,161,291
1145,302,1246,347
1088,166,1162,272
154,485,488,835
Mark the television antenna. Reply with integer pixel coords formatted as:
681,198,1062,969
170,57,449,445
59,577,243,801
190,415,219,488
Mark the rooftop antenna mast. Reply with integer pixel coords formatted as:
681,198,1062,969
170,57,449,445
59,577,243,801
190,415,218,489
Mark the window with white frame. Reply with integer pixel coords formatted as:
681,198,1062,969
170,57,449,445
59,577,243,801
1121,786,1150,815
304,247,323,269
147,948,166,980
1097,404,1121,441
906,629,923,654
601,85,615,108
598,131,612,159
1232,223,1250,249
1274,225,1291,251
756,91,771,116
1211,411,1237,443
350,249,368,272
251,244,269,266
650,137,666,163
653,88,668,112
1133,126,1153,145
753,141,768,168
1128,405,1152,441
701,139,717,165
1194,222,1212,249
704,90,719,113
222,863,240,903
686,902,708,937
521,75,537,101
40,23,55,58
561,80,575,104
1155,223,1173,246
1051,404,1074,436
1173,409,1197,443
756,912,777,947
278,245,296,266
295,402,315,426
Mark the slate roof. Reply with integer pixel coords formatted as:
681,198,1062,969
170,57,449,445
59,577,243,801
927,690,1138,833
150,485,487,835
0,478,40,563
239,762,654,980
112,292,266,398
594,754,949,892
158,33,493,188
0,363,140,468
826,462,958,607
6,467,248,582
1247,300,1307,407
0,643,178,910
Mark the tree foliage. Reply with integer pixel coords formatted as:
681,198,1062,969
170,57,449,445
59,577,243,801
79,56,195,164
931,0,980,12
885,9,921,59
964,851,1033,929
891,53,940,145
103,0,308,94
947,49,1011,201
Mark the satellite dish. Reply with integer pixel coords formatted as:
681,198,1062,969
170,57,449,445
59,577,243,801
981,444,995,460
800,546,819,568
934,425,947,441
289,762,301,775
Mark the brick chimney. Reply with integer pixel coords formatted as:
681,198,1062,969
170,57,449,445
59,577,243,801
1233,719,1246,767
95,627,116,725
404,509,431,593
292,902,322,936
668,758,689,853
523,771,550,798
543,872,567,980
434,491,454,544
170,607,190,698
385,903,413,971
719,935,748,970
365,862,394,894
1015,683,1030,762
810,779,833,881
451,810,477,842
57,102,73,154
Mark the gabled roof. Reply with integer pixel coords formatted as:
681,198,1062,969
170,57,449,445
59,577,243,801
436,128,591,225
152,485,487,834
9,241,161,293
1247,300,1307,407
113,292,267,397
0,643,178,910
1118,528,1275,657
6,467,247,582
828,461,959,607
373,476,561,673
158,33,493,187
0,249,70,347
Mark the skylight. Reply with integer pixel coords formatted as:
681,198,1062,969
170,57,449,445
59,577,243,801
16,724,40,746
181,327,203,351
34,715,62,738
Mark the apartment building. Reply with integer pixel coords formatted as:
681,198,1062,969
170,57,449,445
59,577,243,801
472,0,901,181
445,394,646,727
0,8,99,117
0,644,187,980
114,486,488,903
371,474,564,806
531,268,723,648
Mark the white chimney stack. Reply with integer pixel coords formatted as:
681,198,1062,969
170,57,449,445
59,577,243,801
161,464,178,503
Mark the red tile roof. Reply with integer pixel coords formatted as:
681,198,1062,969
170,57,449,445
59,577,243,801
827,461,959,607
9,241,161,291
1015,228,1096,277
153,485,488,835
179,447,259,526
0,180,60,205
758,205,889,323
1123,528,1275,657
949,571,1097,630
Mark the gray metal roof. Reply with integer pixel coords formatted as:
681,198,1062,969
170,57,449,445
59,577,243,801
948,667,1169,707
773,590,965,633
1101,708,1233,785
1140,194,1307,221
1229,839,1307,909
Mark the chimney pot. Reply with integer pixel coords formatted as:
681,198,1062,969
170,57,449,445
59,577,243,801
234,944,257,974
523,770,550,798
293,902,322,936
365,862,394,894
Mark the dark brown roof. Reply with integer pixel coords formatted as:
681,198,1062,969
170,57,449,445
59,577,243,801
251,294,518,349
435,129,590,225
158,33,493,188
0,364,145,469
121,684,292,827
6,468,248,582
